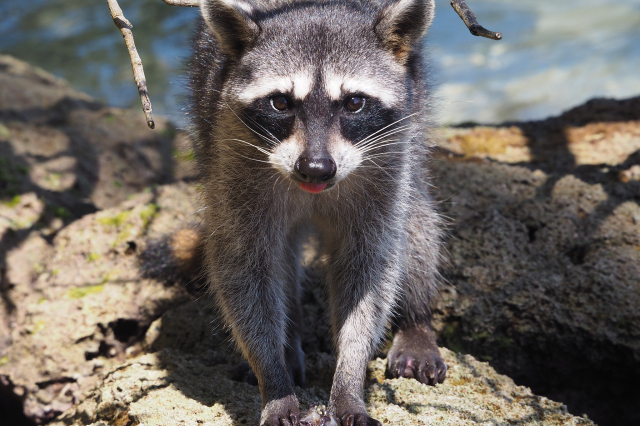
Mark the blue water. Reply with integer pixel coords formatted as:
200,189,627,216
2,0,639,126
431,0,640,124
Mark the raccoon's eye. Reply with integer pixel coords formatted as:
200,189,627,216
344,96,365,113
270,95,290,111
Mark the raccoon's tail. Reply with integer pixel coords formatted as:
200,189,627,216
139,228,206,291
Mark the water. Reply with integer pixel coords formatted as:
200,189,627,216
1,0,639,126
431,0,640,124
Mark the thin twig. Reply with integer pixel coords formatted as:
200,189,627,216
106,0,155,129
161,0,200,6
451,0,502,40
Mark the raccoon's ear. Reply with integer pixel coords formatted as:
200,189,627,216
200,0,260,58
375,0,435,63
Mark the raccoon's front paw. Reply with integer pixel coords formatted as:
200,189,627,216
387,325,447,385
339,413,382,426
261,395,301,426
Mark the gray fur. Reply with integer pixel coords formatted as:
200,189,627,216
189,0,444,424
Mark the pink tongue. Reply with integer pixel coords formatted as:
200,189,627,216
300,182,327,193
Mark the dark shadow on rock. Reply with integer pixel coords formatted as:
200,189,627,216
438,98,640,426
511,96,640,227
0,375,36,426
137,250,336,424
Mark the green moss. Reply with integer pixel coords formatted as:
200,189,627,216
174,148,196,162
143,184,158,194
47,172,62,186
98,210,131,228
471,331,490,340
113,180,123,188
87,252,101,262
496,336,513,349
54,206,72,219
68,284,104,299
51,269,60,276
0,356,8,366
100,271,116,284
0,123,11,138
2,195,21,208
441,321,465,353
104,114,115,123
32,319,46,334
37,296,47,304
140,203,159,228
113,224,134,247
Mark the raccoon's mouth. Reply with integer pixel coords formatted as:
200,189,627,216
299,182,330,193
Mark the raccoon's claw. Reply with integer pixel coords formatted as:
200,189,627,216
262,410,300,426
387,325,448,386
261,397,301,426
340,413,382,426
389,353,447,385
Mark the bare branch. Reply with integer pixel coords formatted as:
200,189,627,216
451,0,502,41
106,0,155,129
161,0,200,6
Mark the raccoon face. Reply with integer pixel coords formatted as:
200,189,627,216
201,0,434,193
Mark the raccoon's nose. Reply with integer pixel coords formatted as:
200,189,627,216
294,156,336,182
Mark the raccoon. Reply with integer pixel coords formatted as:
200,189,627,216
189,0,446,424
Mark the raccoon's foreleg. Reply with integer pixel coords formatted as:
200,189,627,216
387,194,448,385
206,230,300,426
325,231,401,426
232,234,307,389
283,230,307,388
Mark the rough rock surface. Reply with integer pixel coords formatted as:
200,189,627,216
1,182,199,422
1,56,637,426
51,311,590,426
0,55,196,424
430,98,640,426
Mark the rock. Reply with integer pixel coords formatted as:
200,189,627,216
0,54,196,213
0,54,197,423
0,182,199,422
50,300,592,426
2,55,636,425
432,97,640,425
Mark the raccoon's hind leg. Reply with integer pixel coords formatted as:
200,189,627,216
387,195,447,385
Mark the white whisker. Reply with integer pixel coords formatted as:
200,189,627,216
223,102,280,146
353,113,417,146
356,126,410,149
222,138,273,155
358,140,410,154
